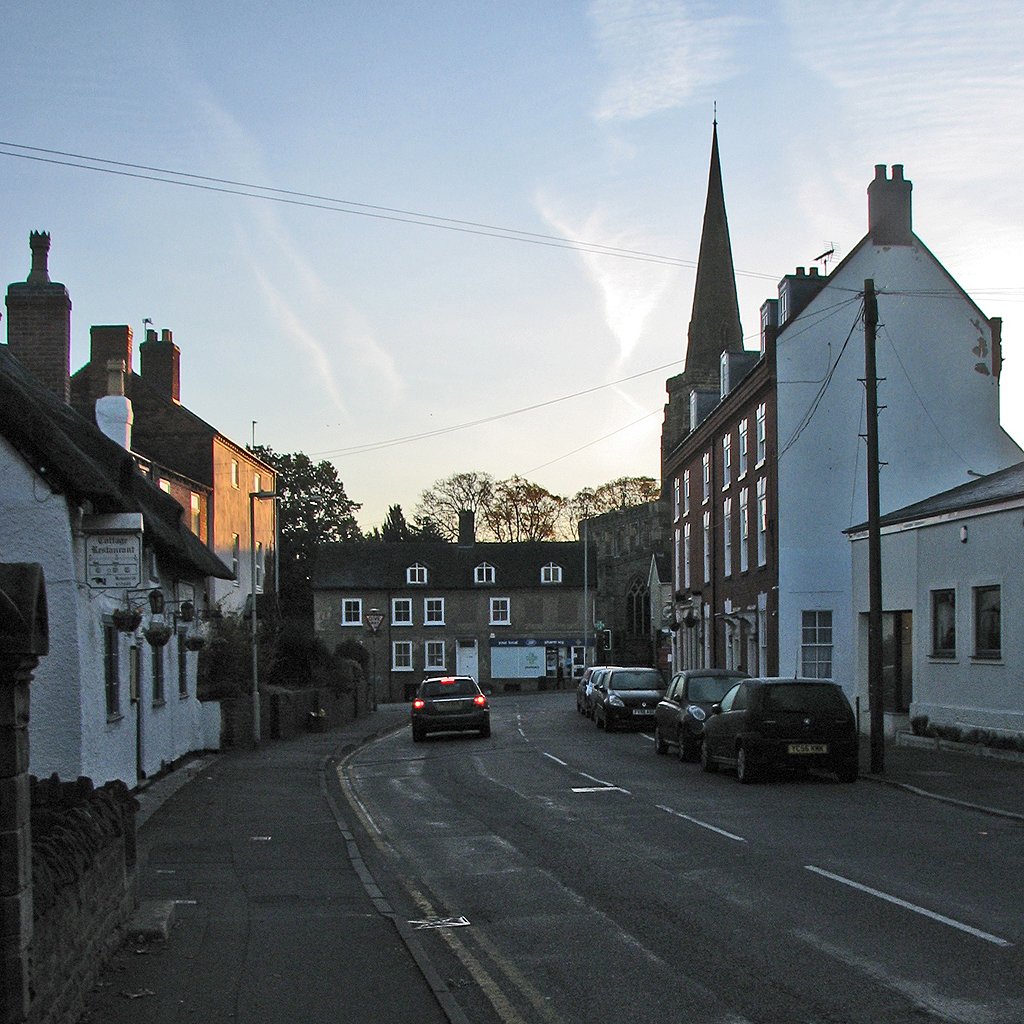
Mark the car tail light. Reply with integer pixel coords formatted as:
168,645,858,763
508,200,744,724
413,699,425,709
473,694,487,707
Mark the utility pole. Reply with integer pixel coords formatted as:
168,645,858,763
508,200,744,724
864,279,884,774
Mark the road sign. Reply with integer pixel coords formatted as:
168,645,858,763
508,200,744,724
364,610,385,633
85,532,142,589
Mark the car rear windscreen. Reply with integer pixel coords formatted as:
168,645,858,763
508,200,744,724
610,670,664,691
424,679,477,698
763,684,848,714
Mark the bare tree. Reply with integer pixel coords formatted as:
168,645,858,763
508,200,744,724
414,471,494,541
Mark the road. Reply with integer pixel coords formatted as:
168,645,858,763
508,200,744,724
337,691,1024,1024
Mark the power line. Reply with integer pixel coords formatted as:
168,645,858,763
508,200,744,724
0,140,781,278
526,409,662,474
312,358,687,458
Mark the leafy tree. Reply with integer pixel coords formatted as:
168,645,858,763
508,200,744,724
565,476,662,538
482,475,565,542
250,446,361,616
414,471,494,541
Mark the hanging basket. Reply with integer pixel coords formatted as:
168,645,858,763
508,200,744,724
111,608,142,633
184,635,207,652
143,624,173,647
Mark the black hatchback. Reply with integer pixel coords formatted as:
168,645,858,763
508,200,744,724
701,677,858,783
591,667,665,732
411,676,491,741
654,669,746,761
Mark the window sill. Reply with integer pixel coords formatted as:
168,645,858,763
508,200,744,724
392,666,414,672
929,652,957,661
179,692,190,701
971,654,1003,663
424,622,445,627
152,699,166,708
106,713,124,724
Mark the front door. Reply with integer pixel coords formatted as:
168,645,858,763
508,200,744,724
456,639,479,680
882,611,912,713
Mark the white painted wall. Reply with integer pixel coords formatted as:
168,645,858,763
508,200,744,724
851,503,1024,734
1,435,214,787
776,240,1021,694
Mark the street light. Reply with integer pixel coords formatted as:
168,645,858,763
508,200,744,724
250,489,277,746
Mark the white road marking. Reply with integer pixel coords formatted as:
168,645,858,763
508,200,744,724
805,866,1013,948
656,804,747,843
572,786,629,793
579,771,615,787
542,752,568,766
409,916,471,930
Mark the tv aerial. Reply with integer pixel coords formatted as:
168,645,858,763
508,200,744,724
814,243,840,275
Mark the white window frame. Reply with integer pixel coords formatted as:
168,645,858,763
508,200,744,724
722,433,732,489
424,597,445,625
391,597,413,626
702,510,711,584
756,477,768,567
673,477,680,521
801,610,833,678
425,640,446,671
392,640,413,671
739,487,749,573
231,534,240,585
255,541,264,592
541,563,563,584
231,459,239,489
475,562,495,584
342,598,363,626
738,418,748,479
723,497,733,577
683,522,691,590
407,563,427,585
190,492,201,536
683,469,690,515
490,597,511,625
756,403,767,467
702,452,711,503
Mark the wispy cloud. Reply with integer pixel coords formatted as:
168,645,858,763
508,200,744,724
589,0,754,121
538,191,676,363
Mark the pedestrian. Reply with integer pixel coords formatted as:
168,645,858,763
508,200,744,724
556,662,564,689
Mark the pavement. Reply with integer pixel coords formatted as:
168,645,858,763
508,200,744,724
76,699,1024,1024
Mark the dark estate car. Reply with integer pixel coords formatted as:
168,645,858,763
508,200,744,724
591,667,666,732
701,677,859,783
654,669,747,761
576,666,603,716
411,676,491,741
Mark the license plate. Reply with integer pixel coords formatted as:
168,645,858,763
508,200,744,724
632,708,655,715
788,743,827,755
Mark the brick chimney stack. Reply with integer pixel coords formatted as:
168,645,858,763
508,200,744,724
139,327,180,403
458,509,476,546
89,325,133,374
5,232,72,403
868,164,913,246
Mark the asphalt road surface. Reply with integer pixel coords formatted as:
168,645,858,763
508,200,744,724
338,691,1024,1024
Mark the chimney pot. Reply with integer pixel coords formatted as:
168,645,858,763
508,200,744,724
161,328,172,344
27,232,51,284
867,163,913,246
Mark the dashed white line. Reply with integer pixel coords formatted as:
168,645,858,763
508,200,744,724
543,752,568,766
805,866,1012,948
656,804,747,843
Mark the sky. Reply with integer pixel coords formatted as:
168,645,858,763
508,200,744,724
3,1,1024,531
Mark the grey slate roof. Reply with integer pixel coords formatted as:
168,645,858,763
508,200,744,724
0,344,234,580
312,540,591,591
847,461,1024,533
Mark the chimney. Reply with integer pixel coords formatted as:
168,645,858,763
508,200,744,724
5,232,72,403
89,325,133,374
458,510,476,546
95,359,133,450
868,164,913,246
139,327,180,403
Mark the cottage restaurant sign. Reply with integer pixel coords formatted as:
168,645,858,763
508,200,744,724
83,513,144,589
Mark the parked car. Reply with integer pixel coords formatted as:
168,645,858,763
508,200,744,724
576,666,601,716
591,667,666,732
700,677,858,783
411,676,491,741
654,669,747,761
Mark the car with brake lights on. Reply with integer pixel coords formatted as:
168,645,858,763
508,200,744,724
590,667,666,732
700,677,859,783
411,676,491,741
654,668,747,761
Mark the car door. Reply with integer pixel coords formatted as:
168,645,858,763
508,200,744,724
705,681,745,761
656,674,684,741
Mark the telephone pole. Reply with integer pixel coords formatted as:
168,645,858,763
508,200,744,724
864,279,884,774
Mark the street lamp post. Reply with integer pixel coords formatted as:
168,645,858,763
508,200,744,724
250,489,277,746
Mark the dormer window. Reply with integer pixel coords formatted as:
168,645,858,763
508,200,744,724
407,563,427,585
541,563,562,585
474,562,495,584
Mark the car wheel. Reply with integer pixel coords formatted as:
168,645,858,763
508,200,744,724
412,725,425,743
679,736,696,763
700,739,717,773
654,725,668,755
736,744,759,784
837,761,858,784
480,723,491,739
595,708,604,729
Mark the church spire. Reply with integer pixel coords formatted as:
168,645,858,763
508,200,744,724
683,120,744,387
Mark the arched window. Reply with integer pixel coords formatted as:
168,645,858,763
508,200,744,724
626,578,651,637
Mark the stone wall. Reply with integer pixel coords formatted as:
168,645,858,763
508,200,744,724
27,776,137,1024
